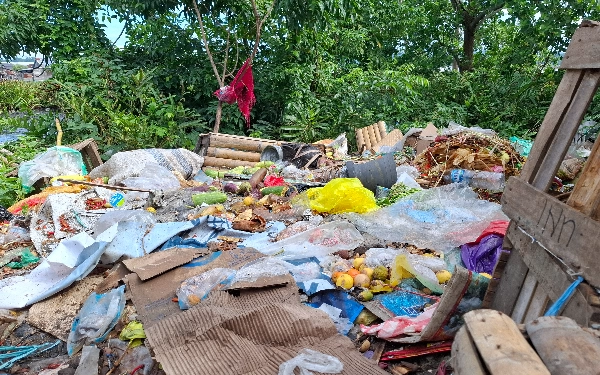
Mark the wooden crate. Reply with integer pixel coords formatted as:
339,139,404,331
483,20,600,327
69,138,103,173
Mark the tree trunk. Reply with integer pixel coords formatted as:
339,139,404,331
213,100,223,133
459,25,476,72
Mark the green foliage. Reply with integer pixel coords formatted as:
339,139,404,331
0,81,41,111
0,135,46,208
45,55,209,157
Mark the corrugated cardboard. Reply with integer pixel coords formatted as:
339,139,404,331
372,129,404,153
95,263,130,293
145,279,388,375
122,247,210,281
127,247,264,327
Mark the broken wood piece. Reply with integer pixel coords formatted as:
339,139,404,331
463,309,550,375
370,340,386,363
451,326,487,375
56,178,152,193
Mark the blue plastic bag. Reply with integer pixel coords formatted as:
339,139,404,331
67,285,126,356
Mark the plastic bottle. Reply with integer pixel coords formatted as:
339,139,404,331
443,169,505,192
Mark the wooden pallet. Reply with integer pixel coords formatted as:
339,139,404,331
483,20,600,327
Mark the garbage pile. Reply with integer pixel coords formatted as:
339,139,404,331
0,122,552,375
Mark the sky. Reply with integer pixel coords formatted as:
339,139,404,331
101,12,128,48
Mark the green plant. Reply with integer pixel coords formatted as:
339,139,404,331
0,135,46,207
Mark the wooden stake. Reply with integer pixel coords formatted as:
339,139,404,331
55,118,63,146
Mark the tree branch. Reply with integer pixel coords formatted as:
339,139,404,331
191,0,223,85
471,1,506,29
249,0,277,63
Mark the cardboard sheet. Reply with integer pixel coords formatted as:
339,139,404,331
145,280,387,375
123,247,210,281
126,247,264,327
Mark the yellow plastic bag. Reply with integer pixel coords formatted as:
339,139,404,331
305,178,378,214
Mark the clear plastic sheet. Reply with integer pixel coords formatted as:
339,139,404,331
18,146,86,193
259,221,364,260
176,268,236,309
348,184,507,253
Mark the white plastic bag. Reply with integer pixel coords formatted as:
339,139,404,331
92,210,156,238
278,349,343,375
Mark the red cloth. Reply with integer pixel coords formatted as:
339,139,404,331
213,58,256,128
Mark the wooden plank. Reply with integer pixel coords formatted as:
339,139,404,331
491,235,529,315
524,287,549,324
519,70,584,184
512,272,538,324
202,156,256,168
451,326,488,375
463,309,550,375
507,224,593,325
526,316,600,375
560,21,600,69
502,177,600,288
205,147,261,162
567,133,600,220
531,70,600,191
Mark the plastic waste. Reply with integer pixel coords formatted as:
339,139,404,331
6,248,39,269
365,248,408,268
108,339,153,375
0,340,61,370
442,169,505,192
176,268,236,309
121,162,181,191
18,146,87,193
193,170,214,184
303,178,378,214
396,165,420,180
278,349,343,375
394,254,444,294
376,289,439,318
232,258,290,284
259,221,364,260
316,303,354,335
361,303,438,341
67,285,126,356
281,165,312,180
119,321,146,348
92,210,156,238
349,184,508,253
460,234,504,274
509,136,533,157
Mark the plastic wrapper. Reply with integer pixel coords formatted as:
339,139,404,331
302,178,378,214
92,210,156,238
259,221,364,260
375,289,439,317
177,268,236,309
278,349,343,375
396,165,420,180
349,184,507,253
18,146,87,193
67,285,126,356
281,165,313,180
121,163,181,191
286,261,322,283
460,234,504,274
0,226,31,245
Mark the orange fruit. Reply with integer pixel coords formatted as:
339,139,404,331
347,268,360,278
331,271,345,283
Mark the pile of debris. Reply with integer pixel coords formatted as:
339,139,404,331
0,121,578,375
